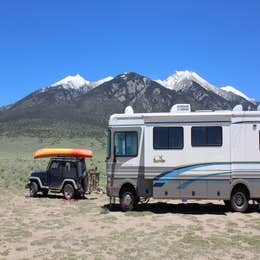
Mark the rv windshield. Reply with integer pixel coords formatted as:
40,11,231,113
114,131,138,156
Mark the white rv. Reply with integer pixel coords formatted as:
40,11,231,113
106,104,260,212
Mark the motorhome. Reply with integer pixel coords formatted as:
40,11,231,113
106,104,260,212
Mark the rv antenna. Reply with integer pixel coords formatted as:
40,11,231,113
124,106,134,114
233,104,243,112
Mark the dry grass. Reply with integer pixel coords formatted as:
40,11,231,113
0,190,260,259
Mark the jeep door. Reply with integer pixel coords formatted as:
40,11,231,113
49,161,65,190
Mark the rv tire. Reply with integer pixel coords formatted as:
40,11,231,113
120,190,136,212
230,188,249,212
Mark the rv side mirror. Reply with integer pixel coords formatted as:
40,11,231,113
113,145,117,163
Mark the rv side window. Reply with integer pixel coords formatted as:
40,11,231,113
153,127,183,149
114,131,138,157
106,128,111,159
192,126,222,147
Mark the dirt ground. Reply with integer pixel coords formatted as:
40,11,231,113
1,190,260,260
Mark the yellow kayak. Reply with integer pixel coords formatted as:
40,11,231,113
34,148,93,159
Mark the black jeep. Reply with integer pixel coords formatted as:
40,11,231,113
26,157,89,199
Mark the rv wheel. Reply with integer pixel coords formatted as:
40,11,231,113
230,189,249,212
120,190,136,212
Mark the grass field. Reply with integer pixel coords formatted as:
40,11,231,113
0,136,106,192
0,120,107,190
0,120,260,259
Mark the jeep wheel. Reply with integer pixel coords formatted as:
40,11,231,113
230,189,249,212
29,182,38,197
120,190,136,212
63,184,75,200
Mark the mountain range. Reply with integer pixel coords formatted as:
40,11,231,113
0,71,257,126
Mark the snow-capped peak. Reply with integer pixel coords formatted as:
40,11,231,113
156,71,212,90
221,86,253,102
51,74,113,89
156,70,255,104
52,74,89,89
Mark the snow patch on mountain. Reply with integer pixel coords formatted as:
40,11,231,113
221,86,252,102
93,76,113,87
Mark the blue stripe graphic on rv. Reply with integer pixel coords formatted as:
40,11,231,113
154,162,230,184
153,162,260,188
177,171,231,190
179,169,260,189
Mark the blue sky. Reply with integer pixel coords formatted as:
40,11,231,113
0,0,260,106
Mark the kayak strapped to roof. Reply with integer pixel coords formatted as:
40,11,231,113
34,148,93,159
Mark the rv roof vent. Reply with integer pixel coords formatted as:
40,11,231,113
170,104,191,113
257,105,260,111
124,106,134,114
233,104,243,112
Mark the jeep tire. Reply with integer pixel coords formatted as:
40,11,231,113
29,181,38,197
63,184,75,200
